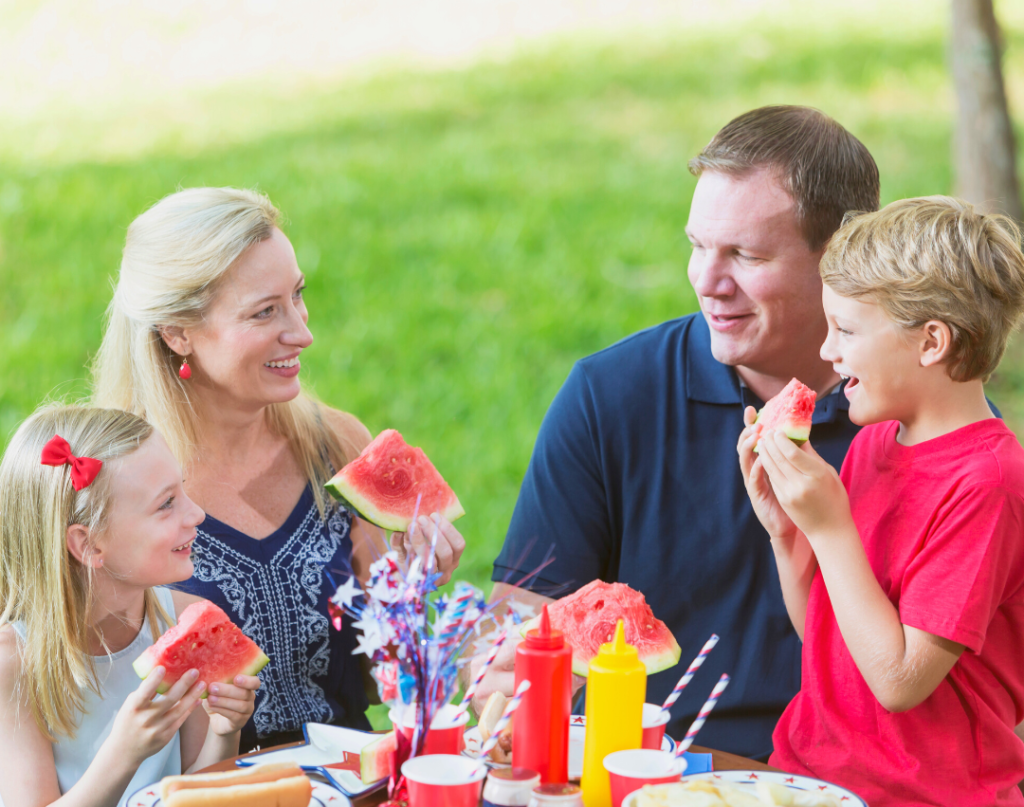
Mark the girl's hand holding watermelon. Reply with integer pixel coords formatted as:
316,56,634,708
108,665,208,765
203,674,261,735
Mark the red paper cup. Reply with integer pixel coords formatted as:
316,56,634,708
641,703,671,750
390,703,471,756
603,749,686,807
402,754,488,807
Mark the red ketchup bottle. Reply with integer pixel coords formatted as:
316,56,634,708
513,604,573,784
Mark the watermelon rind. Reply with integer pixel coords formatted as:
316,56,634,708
325,429,465,532
360,730,396,783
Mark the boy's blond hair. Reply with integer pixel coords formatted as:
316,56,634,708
0,406,173,740
820,196,1024,382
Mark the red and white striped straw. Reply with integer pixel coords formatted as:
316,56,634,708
660,633,719,714
456,629,508,713
478,680,531,759
675,673,730,757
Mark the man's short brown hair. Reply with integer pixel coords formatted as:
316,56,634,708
689,106,880,250
820,196,1024,382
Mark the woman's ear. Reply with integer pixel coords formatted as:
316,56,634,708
159,325,191,358
919,320,953,368
66,524,103,568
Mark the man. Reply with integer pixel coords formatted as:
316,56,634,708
476,106,881,760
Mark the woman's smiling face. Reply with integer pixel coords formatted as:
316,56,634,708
184,227,313,412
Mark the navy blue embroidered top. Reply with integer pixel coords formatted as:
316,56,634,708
178,486,370,750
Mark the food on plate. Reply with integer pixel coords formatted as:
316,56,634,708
325,429,465,532
520,580,681,677
478,690,514,763
634,781,841,807
133,601,269,695
160,763,311,807
359,729,398,784
751,378,816,454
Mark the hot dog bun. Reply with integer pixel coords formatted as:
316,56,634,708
477,691,513,763
160,762,305,801
163,775,312,807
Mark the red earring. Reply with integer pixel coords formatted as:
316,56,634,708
179,358,192,380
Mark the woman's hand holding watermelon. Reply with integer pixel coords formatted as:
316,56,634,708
203,674,261,735
390,513,466,586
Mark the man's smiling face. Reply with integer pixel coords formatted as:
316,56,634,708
686,168,829,381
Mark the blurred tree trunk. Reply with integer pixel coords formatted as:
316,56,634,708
951,0,1023,222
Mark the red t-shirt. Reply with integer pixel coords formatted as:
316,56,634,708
771,419,1024,807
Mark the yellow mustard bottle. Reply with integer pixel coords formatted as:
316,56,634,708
580,619,646,807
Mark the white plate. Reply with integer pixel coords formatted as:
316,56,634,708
679,770,868,806
236,724,388,796
126,776,347,807
463,716,676,780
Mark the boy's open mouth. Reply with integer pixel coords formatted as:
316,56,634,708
841,374,860,393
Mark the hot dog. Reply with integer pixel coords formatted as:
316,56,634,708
160,762,311,807
477,691,513,764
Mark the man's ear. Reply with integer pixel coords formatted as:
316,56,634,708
919,320,953,368
66,524,103,568
159,325,191,357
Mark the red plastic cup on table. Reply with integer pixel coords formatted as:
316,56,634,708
402,754,489,807
389,703,471,756
602,749,686,807
641,703,671,750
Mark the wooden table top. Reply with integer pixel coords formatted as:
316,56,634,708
199,742,777,803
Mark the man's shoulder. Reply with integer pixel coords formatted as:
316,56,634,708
575,314,701,382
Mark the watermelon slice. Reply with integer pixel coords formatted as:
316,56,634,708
520,580,681,677
133,601,269,696
359,730,397,784
325,429,464,532
752,377,816,453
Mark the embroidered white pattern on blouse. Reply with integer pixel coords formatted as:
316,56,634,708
189,502,351,737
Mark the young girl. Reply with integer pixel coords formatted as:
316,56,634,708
0,406,261,807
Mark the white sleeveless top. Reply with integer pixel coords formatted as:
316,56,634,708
9,587,182,807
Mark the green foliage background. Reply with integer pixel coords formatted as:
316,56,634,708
3,6,1024,602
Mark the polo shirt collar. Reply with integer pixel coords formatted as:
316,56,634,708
684,312,850,424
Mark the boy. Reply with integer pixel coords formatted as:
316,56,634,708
738,197,1024,806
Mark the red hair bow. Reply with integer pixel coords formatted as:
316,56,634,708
41,435,103,491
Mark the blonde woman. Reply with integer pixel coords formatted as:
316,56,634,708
92,187,465,750
0,406,259,807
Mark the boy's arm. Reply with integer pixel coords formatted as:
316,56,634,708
738,409,816,639
757,430,965,712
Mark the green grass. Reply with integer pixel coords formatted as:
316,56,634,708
3,11,1024,606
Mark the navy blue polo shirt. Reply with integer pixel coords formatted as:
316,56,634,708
493,313,859,760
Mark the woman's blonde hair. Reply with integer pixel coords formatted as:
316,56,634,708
820,196,1024,382
0,405,173,740
92,187,364,514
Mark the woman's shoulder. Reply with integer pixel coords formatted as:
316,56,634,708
320,406,373,455
168,589,204,619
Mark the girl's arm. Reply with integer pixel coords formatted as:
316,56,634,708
757,430,964,711
0,627,206,807
738,408,815,639
172,592,258,773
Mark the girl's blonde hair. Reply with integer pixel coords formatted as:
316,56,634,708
0,405,173,740
92,187,364,514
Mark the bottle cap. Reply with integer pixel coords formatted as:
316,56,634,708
525,604,564,650
592,620,639,670
491,767,541,782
